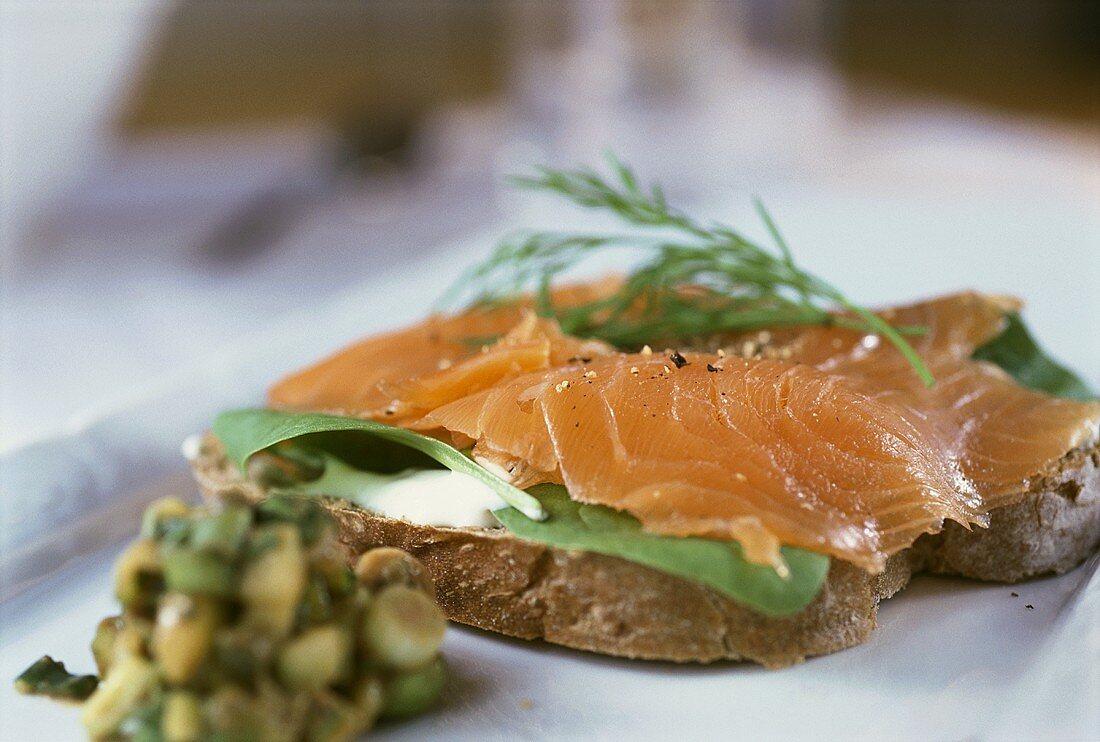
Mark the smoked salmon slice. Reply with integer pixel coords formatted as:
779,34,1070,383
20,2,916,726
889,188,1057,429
268,304,525,419
270,285,615,421
783,291,1016,382
268,290,1100,571
422,355,968,569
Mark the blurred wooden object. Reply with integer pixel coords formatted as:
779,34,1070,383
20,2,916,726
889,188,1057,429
825,0,1100,122
116,1,508,157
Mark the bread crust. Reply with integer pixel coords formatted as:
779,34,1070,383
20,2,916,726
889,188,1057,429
920,445,1100,582
191,435,1100,667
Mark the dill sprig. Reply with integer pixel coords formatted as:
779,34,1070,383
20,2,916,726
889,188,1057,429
443,156,934,386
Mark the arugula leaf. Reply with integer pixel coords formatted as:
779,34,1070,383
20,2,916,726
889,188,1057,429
974,313,1095,401
213,409,547,520
495,484,830,616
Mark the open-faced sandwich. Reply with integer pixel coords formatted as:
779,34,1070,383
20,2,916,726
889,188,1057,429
192,159,1099,668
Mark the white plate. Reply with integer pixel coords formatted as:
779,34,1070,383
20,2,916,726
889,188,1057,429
2,193,1098,740
3,536,1097,741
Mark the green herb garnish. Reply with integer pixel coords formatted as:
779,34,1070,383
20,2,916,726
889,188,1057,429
14,656,98,701
495,485,830,616
443,155,934,386
974,313,1095,401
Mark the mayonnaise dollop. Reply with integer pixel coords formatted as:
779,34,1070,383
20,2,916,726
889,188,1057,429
353,469,506,529
293,453,508,528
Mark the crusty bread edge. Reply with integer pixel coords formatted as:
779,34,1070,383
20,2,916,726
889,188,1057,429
191,435,1099,667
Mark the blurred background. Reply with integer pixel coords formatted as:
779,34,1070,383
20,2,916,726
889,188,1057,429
2,0,1098,451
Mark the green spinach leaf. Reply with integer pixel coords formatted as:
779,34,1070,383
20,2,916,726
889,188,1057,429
213,409,546,520
495,484,830,617
974,313,1095,400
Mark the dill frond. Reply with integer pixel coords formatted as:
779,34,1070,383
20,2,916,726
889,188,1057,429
443,155,934,386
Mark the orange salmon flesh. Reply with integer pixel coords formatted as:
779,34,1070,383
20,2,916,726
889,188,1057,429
269,292,1100,572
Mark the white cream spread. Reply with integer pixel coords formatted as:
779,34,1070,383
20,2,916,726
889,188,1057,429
183,433,506,529
181,433,204,461
351,469,506,528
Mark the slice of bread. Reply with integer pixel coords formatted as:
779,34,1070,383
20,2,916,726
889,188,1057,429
191,434,1100,668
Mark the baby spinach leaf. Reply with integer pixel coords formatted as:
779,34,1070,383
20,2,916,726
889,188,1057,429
213,409,546,520
494,484,830,617
974,313,1095,401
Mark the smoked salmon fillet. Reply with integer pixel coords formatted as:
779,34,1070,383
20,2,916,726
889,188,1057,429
268,291,1100,572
